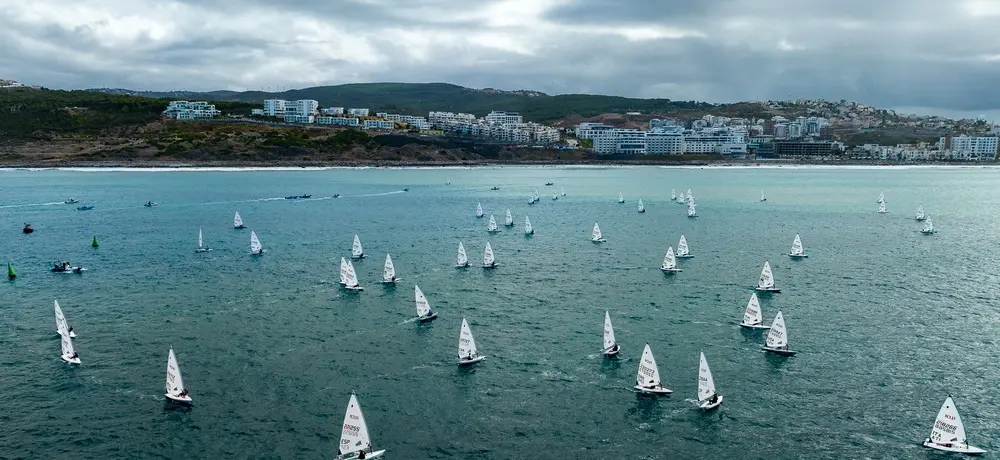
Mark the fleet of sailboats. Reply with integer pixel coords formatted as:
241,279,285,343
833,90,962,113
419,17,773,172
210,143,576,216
877,201,888,213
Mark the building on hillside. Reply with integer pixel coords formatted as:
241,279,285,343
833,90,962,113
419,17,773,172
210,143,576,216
648,118,679,130
263,99,286,116
773,141,837,158
347,108,370,117
363,120,394,130
316,116,360,127
645,128,685,154
284,114,315,123
574,123,616,140
484,111,523,125
162,101,221,120
322,107,345,115
429,111,476,126
260,99,318,117
592,129,647,155
939,135,998,160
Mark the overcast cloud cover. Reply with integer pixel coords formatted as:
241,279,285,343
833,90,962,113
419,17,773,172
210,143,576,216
2,0,999,116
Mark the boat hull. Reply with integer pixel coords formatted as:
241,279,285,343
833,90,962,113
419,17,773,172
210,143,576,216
916,217,926,221
351,254,365,259
165,393,193,405
61,355,81,364
338,449,386,459
456,263,469,268
195,248,212,253
483,263,497,269
700,396,723,411
921,230,936,235
234,225,246,229
922,441,985,455
739,323,771,330
459,356,486,366
418,313,438,323
788,254,808,258
755,287,781,293
52,267,86,274
343,285,364,291
762,346,797,356
381,278,400,284
660,267,681,273
603,346,620,357
676,255,694,259
687,215,698,218
634,385,672,395
592,239,605,243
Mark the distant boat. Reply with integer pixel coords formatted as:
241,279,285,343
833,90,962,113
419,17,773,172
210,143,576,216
617,192,624,204
490,186,499,191
164,348,192,405
676,235,694,258
234,211,246,229
504,209,514,227
552,191,558,200
458,318,485,365
456,242,470,268
54,300,76,338
738,292,770,329
196,228,212,252
921,216,936,234
686,189,693,202
922,395,985,455
545,182,554,186
527,193,536,205
524,216,533,235
877,201,888,213
340,257,349,284
51,261,86,273
22,223,33,234
637,198,645,213
561,187,566,196
660,246,681,273
697,352,722,410
284,195,299,200
761,311,796,356
687,202,697,218
602,311,620,356
298,194,311,199
77,205,94,211
343,260,363,291
483,242,497,268
760,191,766,202
670,189,676,201
591,223,605,243
335,394,386,459
475,202,484,218
788,234,807,258
755,261,780,293
487,215,499,233
64,198,78,204
382,254,399,283
877,190,885,203
60,329,80,364
915,204,926,221
91,235,99,248
413,285,437,322
351,234,365,259
634,344,671,395
7,262,14,280
250,231,264,255
144,201,157,207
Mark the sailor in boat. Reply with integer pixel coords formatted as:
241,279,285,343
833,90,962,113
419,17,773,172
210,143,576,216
706,394,720,405
68,327,74,335
69,351,79,360
606,343,620,354
178,389,189,398
23,223,33,233
639,378,658,390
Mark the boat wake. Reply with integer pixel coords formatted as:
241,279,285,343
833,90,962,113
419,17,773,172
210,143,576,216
0,201,66,208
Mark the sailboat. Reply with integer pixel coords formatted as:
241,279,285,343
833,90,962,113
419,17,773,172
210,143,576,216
617,192,624,203
250,231,264,255
487,214,499,233
755,261,780,293
54,300,76,338
788,234,807,258
760,190,766,202
561,187,566,196
877,201,888,213
351,234,365,259
602,311,620,356
475,202,484,218
164,348,192,404
697,352,722,410
921,216,936,234
676,235,694,258
686,189,693,202
637,198,645,213
335,394,386,459
671,189,676,201
7,262,15,280
916,204,926,221
60,329,80,364
922,395,986,455
413,285,437,322
504,208,514,227
483,242,497,268
343,260,363,291
381,254,399,283
527,193,536,205
738,292,770,329
458,318,486,365
552,190,558,200
591,223,605,243
524,216,533,235
340,257,349,285
634,344,671,395
877,190,885,203
660,246,681,273
234,211,246,229
456,242,470,268
761,311,796,356
687,202,697,218
196,228,212,252
677,193,686,204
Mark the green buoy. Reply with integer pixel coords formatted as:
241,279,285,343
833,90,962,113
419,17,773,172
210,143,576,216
91,236,99,248
7,262,15,280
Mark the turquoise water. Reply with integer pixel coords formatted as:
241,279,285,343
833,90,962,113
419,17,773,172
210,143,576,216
2,166,1000,459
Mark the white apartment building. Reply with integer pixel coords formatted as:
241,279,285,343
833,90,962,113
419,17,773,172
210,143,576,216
380,113,431,130
649,119,679,130
284,114,314,123
593,129,647,155
347,108,370,117
261,99,318,117
645,128,685,155
940,135,999,160
363,120,394,130
575,123,616,140
774,123,789,139
263,99,286,116
429,111,476,126
316,117,360,127
484,111,523,125
532,125,560,144
162,101,221,120
684,130,747,155
322,107,345,115
787,122,802,138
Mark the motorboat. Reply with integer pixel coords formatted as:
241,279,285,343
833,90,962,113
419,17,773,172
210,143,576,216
77,205,94,210
284,196,299,200
64,198,79,204
51,261,86,273
22,223,34,234
298,194,311,199
144,201,157,207
333,194,340,198
402,188,409,192
545,182,554,186
490,186,500,191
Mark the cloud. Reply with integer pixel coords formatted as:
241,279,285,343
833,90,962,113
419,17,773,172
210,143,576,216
0,0,997,116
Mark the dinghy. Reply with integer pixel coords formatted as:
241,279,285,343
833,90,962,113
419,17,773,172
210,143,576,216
527,193,536,205
196,228,212,252
677,193,686,204
686,189,693,202
591,223,605,243
671,189,676,201
788,234,807,258
761,311,796,356
343,260,363,291
915,204,926,221
676,235,694,258
382,254,399,283
456,242,470,268
637,198,645,213
755,261,780,293
660,246,681,273
487,215,499,233
617,192,624,204
475,202,484,218
340,258,349,285
413,285,437,322
51,261,86,273
458,318,485,365
697,351,723,410
561,187,566,196
351,234,365,259
250,231,264,255
921,395,986,455
738,292,770,329
483,242,497,268
877,201,888,213
760,191,766,202
524,216,533,235
60,329,81,364
335,394,386,460
634,344,671,395
54,300,76,338
165,348,192,404
921,217,936,235
687,202,697,218
504,209,514,227
7,262,14,280
602,311,620,356
234,211,246,229
552,191,558,200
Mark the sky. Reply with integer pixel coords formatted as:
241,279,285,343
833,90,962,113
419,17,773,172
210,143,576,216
3,0,1000,118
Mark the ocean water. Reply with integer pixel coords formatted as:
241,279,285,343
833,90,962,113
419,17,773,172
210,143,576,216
2,166,1000,459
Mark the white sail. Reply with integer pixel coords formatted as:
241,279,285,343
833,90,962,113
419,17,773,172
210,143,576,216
878,190,885,203
916,204,925,220
661,246,677,270
760,190,766,201
592,223,603,241
414,285,432,317
686,189,693,200
698,351,716,402
928,396,968,445
475,202,484,217
561,186,566,196
250,231,262,254
765,311,788,348
457,242,468,266
552,191,558,200
757,261,775,289
459,318,479,360
165,348,186,397
382,254,396,281
505,208,513,226
524,216,533,234
340,257,349,284
234,211,244,228
198,228,204,248
344,260,360,288
617,192,624,203
54,300,72,336
923,217,934,233
637,198,645,213
60,329,77,361
742,292,763,326
483,242,495,266
671,189,676,200
339,394,375,456
878,201,887,213
603,311,616,351
352,234,364,258
790,234,804,256
687,202,697,217
636,344,662,388
487,214,498,232
677,235,690,256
